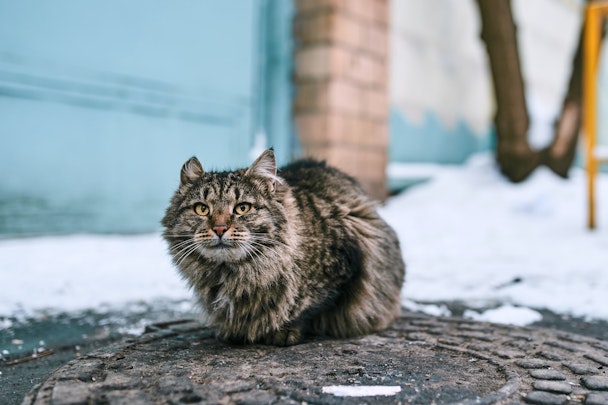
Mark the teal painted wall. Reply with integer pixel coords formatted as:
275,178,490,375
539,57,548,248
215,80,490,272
257,0,295,166
389,107,493,164
0,1,294,235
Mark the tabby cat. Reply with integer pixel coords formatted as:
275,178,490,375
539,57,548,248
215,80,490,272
162,149,405,345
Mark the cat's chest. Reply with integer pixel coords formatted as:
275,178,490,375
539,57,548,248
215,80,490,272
202,265,293,320
203,268,260,310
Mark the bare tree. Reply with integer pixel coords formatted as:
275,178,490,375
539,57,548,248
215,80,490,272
476,0,599,182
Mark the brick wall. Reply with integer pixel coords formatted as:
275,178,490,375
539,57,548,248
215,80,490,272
293,0,390,200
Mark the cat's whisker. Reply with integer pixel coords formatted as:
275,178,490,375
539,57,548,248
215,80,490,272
172,242,201,261
164,233,206,239
247,238,294,255
173,245,195,266
245,240,283,260
236,242,260,262
171,238,197,249
235,239,271,261
172,239,202,266
247,241,281,256
248,232,288,241
176,244,201,267
248,234,293,250
172,238,195,251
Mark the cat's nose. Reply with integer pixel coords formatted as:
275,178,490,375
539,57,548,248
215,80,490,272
213,224,228,237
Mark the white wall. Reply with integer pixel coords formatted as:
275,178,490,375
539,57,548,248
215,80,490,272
390,0,490,134
389,0,585,161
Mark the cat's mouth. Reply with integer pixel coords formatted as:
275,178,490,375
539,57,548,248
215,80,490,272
203,238,247,262
208,239,235,249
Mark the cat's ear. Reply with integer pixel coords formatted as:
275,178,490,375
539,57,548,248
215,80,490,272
246,148,279,192
180,157,204,185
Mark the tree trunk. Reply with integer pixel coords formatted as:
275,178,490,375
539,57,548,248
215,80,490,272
477,0,605,181
545,26,584,178
476,0,544,182
546,3,605,178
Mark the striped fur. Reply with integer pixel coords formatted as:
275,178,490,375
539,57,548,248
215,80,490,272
162,149,405,345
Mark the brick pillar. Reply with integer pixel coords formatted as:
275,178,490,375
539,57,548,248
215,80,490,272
293,0,390,200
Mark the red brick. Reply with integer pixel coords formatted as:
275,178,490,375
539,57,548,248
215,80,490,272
295,46,331,79
293,81,322,112
344,0,375,23
355,120,389,148
297,115,353,149
293,13,331,43
361,24,388,58
345,52,375,85
371,0,388,26
294,11,364,49
298,115,387,150
328,80,364,114
295,0,322,14
326,147,360,177
298,0,373,16
331,13,363,47
293,0,390,201
368,56,386,88
295,114,327,147
296,45,384,88
330,46,353,78
294,80,366,115
362,87,388,120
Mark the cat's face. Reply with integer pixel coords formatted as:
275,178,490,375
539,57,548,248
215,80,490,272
163,150,286,264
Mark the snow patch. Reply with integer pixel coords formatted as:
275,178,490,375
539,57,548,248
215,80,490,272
0,318,13,330
0,234,189,316
402,299,451,317
463,305,543,326
322,385,401,397
384,153,608,321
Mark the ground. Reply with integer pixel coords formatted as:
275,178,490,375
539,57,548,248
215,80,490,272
16,312,608,405
2,302,608,405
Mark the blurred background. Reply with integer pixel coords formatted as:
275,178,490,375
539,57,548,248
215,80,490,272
1,0,604,236
2,1,608,401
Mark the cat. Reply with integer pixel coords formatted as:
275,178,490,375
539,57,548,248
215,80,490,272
162,149,405,346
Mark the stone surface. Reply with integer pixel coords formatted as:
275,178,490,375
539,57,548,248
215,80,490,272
586,392,608,405
582,376,608,391
22,314,608,404
524,390,568,405
532,380,572,394
530,369,567,381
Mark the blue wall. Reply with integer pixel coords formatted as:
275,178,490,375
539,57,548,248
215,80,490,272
257,0,295,165
0,1,294,235
389,107,493,164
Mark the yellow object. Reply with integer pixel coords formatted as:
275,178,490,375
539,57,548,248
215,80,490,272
584,3,608,229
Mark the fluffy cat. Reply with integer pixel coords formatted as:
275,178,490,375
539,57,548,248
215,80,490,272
162,149,405,345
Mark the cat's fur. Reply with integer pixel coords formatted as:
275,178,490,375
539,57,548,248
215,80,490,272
162,149,405,346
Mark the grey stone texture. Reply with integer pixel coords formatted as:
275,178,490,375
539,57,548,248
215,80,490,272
22,314,608,404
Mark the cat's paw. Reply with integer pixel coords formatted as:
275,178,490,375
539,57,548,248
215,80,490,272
262,326,303,346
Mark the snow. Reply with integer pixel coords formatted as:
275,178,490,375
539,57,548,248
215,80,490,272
322,385,401,397
463,304,543,326
596,144,608,160
0,234,189,318
0,153,607,328
382,153,608,323
401,299,451,317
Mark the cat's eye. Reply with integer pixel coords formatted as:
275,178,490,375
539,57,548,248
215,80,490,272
193,203,210,216
234,202,252,215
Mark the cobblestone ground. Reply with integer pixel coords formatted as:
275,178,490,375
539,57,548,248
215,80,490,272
22,314,608,405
